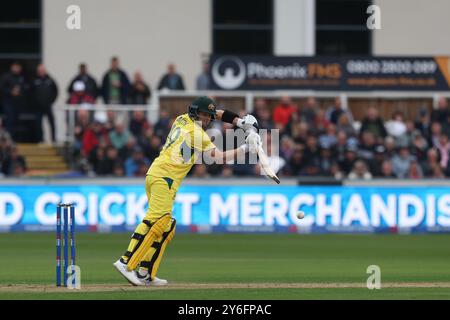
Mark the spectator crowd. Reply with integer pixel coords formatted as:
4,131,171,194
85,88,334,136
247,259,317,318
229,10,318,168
0,57,191,145
73,93,450,180
260,95,450,180
1,57,450,180
0,57,192,176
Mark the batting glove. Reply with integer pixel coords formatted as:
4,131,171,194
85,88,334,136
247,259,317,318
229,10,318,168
236,114,259,133
246,131,261,154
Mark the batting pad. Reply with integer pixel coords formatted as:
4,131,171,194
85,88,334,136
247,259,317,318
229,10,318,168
121,221,151,263
126,214,172,271
140,218,176,278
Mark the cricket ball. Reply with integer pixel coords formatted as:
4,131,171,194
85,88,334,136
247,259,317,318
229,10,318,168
297,211,305,219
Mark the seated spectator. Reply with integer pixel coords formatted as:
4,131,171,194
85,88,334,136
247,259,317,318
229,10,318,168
96,146,120,175
410,133,428,163
421,148,441,177
407,160,423,179
379,160,396,178
220,165,233,177
392,146,415,178
301,97,317,124
385,111,407,138
339,145,358,175
205,161,223,176
67,81,95,105
431,163,446,178
75,157,93,176
252,98,274,130
318,145,334,176
89,142,107,174
128,72,151,104
232,155,256,176
370,145,387,176
81,117,109,157
232,128,257,176
119,136,138,161
73,109,91,154
146,135,162,163
12,162,27,177
303,136,321,175
67,63,98,99
429,122,442,148
358,131,377,163
252,98,266,120
104,110,117,133
196,61,210,90
319,123,338,149
335,131,348,164
101,56,130,104
129,110,151,137
279,136,294,160
396,120,420,149
273,96,296,129
384,136,396,158
113,162,126,177
154,109,172,139
330,162,344,180
431,97,449,125
348,160,372,180
313,109,330,134
258,105,275,130
124,146,150,177
109,121,131,151
435,133,450,170
1,145,26,176
138,160,150,176
415,108,431,142
290,121,309,146
0,62,27,135
326,97,354,125
284,146,305,176
138,128,161,162
32,64,58,143
191,164,210,178
337,112,356,137
360,107,387,139
157,63,185,91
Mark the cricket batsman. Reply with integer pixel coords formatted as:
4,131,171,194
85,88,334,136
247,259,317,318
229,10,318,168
114,96,260,286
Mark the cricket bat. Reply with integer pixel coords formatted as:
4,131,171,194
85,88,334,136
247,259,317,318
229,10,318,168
257,145,280,184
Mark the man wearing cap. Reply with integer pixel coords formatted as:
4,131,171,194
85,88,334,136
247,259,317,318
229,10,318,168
67,81,95,105
113,96,261,286
68,63,98,99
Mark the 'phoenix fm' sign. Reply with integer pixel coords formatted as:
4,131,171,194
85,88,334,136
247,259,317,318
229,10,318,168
209,55,450,91
210,55,341,90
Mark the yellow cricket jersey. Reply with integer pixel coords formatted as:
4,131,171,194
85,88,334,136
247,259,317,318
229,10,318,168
147,113,216,183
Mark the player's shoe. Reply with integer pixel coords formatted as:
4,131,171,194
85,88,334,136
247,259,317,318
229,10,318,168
136,273,168,286
113,259,142,286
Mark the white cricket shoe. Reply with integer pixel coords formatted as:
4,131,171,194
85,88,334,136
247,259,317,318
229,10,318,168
113,259,142,286
136,273,168,287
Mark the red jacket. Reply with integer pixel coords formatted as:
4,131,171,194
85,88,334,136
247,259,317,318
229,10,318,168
82,127,109,156
273,104,296,126
68,93,95,104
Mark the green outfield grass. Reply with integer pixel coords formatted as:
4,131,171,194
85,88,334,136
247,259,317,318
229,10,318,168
1,233,450,299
